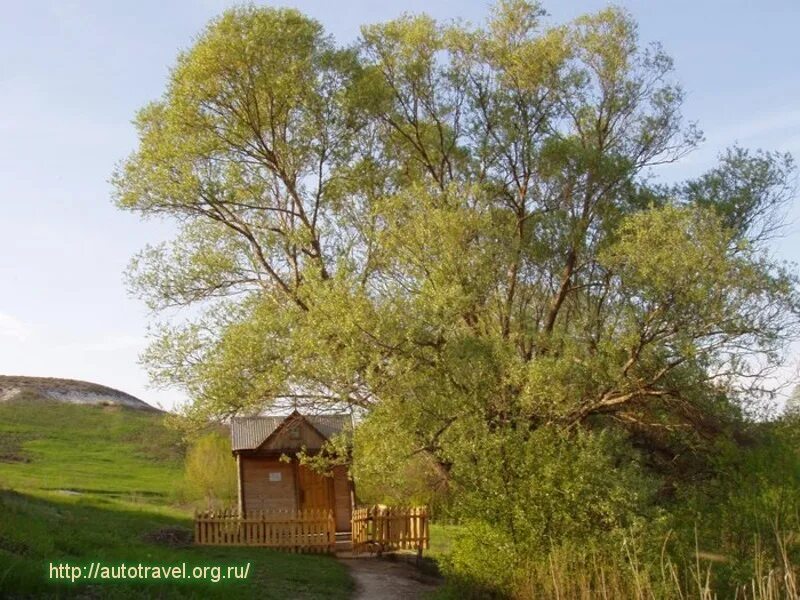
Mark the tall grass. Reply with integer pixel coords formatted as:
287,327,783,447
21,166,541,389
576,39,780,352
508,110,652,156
515,530,798,600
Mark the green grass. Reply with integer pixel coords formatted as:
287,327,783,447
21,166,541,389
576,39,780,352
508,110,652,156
0,396,353,599
0,392,184,498
427,524,463,562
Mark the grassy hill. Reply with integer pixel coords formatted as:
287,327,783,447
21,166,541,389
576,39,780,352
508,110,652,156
0,393,352,599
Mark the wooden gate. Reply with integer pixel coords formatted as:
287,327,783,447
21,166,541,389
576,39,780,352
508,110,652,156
351,506,429,555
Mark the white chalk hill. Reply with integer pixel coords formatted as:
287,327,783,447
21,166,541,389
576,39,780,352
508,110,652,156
0,376,161,412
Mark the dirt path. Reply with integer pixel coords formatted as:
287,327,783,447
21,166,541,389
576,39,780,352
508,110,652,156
340,556,442,599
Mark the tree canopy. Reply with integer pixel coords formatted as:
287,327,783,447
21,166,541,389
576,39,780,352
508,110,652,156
114,0,799,526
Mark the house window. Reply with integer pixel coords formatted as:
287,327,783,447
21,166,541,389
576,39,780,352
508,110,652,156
289,425,301,440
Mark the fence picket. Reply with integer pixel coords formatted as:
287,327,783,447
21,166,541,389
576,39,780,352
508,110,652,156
194,508,335,552
349,505,430,555
194,505,427,553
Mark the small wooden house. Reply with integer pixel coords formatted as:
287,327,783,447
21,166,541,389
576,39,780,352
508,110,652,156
230,411,354,532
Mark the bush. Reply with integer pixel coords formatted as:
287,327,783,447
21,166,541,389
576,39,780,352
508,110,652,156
428,417,800,598
180,432,237,507
429,424,662,596
666,418,800,595
441,521,520,597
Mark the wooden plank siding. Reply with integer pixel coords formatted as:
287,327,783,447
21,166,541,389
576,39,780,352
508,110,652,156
194,508,336,553
239,455,353,531
241,457,297,513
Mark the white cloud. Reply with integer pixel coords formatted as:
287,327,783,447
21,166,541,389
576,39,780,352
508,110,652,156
0,312,32,341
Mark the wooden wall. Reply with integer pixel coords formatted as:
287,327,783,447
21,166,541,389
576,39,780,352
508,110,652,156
241,457,296,513
240,456,354,531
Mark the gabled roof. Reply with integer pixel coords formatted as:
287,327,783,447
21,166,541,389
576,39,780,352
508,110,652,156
230,411,351,452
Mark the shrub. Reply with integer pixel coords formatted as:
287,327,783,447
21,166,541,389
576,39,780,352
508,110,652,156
430,417,800,598
180,432,237,507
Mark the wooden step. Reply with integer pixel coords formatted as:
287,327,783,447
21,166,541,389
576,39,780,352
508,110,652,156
335,533,352,553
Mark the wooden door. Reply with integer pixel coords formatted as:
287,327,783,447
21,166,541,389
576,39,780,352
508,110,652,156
297,464,333,512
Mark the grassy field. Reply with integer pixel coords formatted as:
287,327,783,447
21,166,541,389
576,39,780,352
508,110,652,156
0,395,353,599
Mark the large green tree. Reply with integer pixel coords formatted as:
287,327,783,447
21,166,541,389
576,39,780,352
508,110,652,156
114,0,799,576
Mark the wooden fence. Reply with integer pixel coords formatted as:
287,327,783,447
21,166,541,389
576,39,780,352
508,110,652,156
351,505,429,555
194,508,335,553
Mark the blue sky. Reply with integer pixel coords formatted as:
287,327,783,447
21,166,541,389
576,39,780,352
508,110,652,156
1,0,798,411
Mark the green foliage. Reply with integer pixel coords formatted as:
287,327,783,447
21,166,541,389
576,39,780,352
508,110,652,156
430,424,660,594
444,521,519,597
681,147,796,240
455,426,657,544
114,2,800,596
352,416,448,510
434,417,800,598
114,0,799,435
180,432,237,507
665,419,800,594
